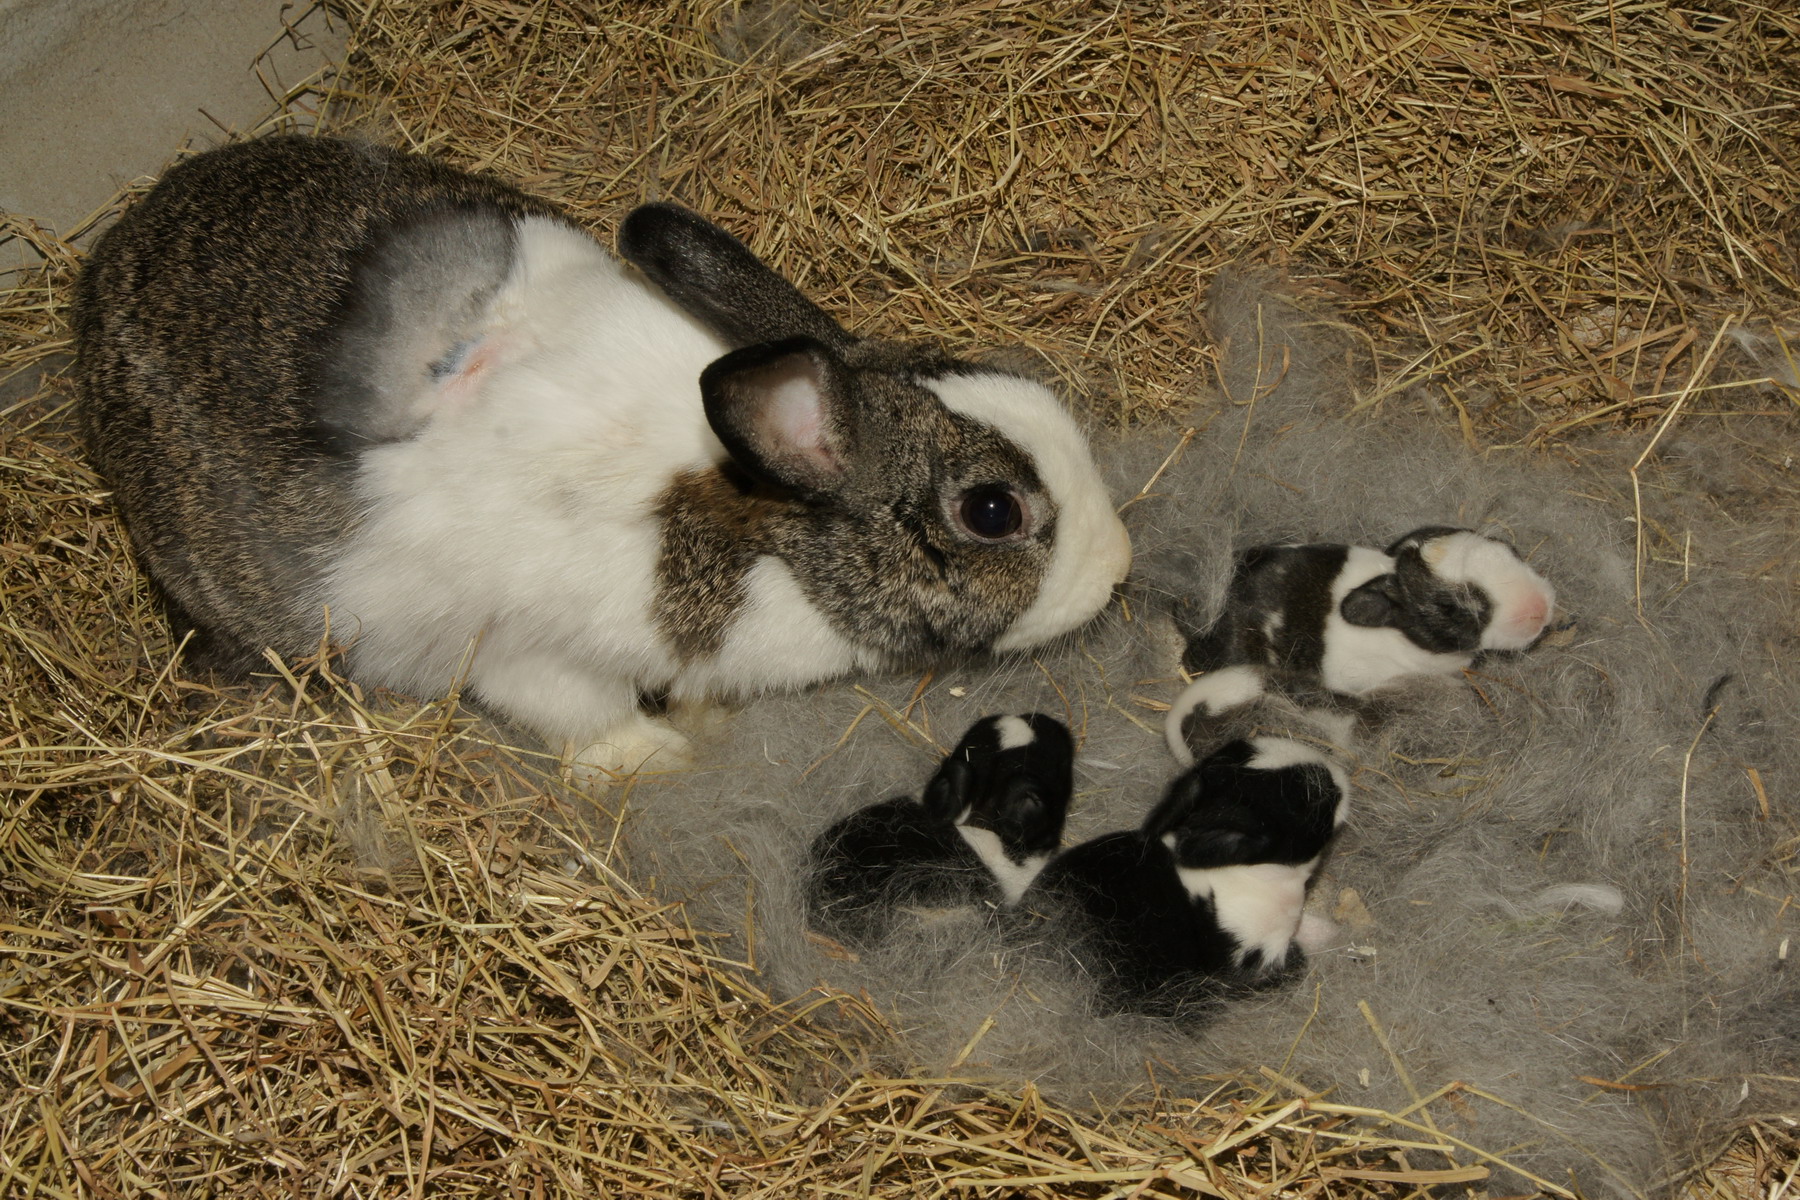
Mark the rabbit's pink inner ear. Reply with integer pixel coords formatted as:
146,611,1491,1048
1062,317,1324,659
706,340,854,496
758,354,844,479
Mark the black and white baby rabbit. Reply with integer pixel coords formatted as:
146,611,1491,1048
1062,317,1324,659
74,136,1132,778
1167,526,1555,764
1020,736,1347,1021
806,713,1073,948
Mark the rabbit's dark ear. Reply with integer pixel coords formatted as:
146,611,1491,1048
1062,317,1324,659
1173,826,1268,870
618,202,852,351
922,757,974,822
700,337,861,500
1340,574,1402,628
1142,769,1204,840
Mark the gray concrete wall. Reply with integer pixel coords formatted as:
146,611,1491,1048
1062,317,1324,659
1,0,344,237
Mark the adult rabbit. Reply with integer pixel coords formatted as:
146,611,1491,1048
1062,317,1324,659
75,136,1132,776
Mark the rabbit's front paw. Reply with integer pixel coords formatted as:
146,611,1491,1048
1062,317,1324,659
566,714,693,787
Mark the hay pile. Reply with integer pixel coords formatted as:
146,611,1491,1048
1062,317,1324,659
3,0,1797,1195
328,0,1798,430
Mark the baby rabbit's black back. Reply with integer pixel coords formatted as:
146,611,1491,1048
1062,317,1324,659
805,713,1073,948
1022,828,1248,1017
73,135,556,671
804,793,997,948
1182,543,1349,678
1022,737,1345,1021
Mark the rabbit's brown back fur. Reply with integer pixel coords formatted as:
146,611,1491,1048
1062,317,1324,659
73,135,558,671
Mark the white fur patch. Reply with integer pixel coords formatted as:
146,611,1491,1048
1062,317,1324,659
672,558,867,700
1173,854,1317,969
955,823,1047,904
1421,532,1556,651
568,711,694,781
992,714,1037,750
1164,664,1267,764
1329,764,1351,826
1244,734,1329,773
1321,547,1472,694
924,373,1131,654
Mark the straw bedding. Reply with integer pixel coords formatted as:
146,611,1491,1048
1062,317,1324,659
3,0,1797,1195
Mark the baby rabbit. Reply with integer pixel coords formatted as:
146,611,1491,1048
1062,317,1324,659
73,136,1132,777
1167,527,1554,764
806,713,1073,948
1020,736,1347,1021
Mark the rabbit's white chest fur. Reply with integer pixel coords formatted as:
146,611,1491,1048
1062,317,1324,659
1320,547,1470,694
1172,856,1316,970
669,557,872,699
327,218,859,761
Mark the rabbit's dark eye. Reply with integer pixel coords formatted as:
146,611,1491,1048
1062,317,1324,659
956,485,1027,542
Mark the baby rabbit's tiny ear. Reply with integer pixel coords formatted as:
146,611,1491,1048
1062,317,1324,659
1382,524,1463,557
1173,825,1268,870
921,757,974,822
1340,574,1402,628
701,337,856,499
1141,768,1205,839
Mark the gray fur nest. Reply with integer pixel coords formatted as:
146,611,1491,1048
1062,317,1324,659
623,270,1800,1195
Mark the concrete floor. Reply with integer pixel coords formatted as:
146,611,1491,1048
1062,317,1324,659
1,0,345,254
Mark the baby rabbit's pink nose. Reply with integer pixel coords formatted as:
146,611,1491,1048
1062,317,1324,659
1508,588,1551,637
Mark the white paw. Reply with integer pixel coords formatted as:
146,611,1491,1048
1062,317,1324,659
566,715,693,786
1295,910,1343,953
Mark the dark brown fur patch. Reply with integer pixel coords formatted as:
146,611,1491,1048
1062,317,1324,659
654,467,788,661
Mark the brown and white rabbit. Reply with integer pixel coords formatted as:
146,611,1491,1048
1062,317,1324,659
74,136,1132,776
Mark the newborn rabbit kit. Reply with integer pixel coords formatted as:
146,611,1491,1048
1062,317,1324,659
1166,524,1557,763
806,712,1074,948
73,135,1131,776
1017,735,1349,1021
1179,525,1555,693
